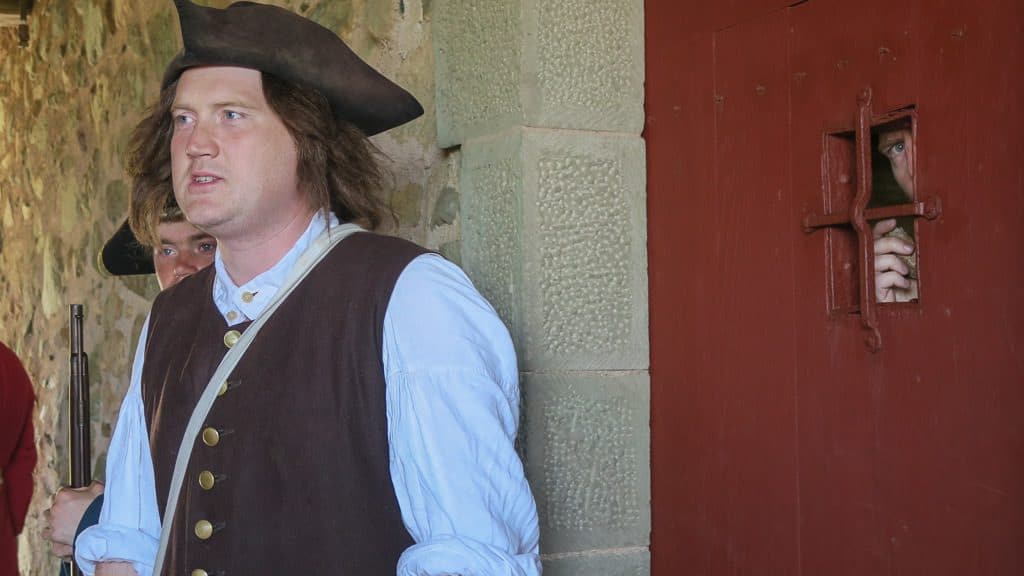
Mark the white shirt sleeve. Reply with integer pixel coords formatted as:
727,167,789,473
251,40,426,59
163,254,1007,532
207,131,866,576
384,254,542,576
75,318,161,576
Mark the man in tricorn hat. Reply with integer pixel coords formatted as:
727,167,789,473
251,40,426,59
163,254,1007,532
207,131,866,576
77,2,540,575
99,207,218,289
44,207,216,569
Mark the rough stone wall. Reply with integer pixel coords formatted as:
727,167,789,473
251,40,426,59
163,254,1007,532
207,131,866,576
0,1,450,573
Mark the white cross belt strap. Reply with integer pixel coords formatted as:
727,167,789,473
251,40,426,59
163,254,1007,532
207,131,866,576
153,223,363,574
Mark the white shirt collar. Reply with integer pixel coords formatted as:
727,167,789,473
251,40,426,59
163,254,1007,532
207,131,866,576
211,211,339,325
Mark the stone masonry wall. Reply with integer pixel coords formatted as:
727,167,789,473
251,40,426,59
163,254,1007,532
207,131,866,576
436,0,650,573
0,1,452,573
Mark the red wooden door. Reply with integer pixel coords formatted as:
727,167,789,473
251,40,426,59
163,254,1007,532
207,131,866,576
648,1,1024,574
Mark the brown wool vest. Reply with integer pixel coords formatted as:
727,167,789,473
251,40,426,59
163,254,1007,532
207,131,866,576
142,232,425,575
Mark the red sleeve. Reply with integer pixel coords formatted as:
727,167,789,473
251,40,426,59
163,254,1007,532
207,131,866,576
1,343,37,535
4,416,35,535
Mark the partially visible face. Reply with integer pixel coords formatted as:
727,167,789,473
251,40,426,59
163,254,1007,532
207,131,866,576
152,220,217,290
170,66,305,244
878,128,915,198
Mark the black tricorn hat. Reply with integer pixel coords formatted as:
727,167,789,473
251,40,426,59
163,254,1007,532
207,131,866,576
162,0,424,136
98,219,155,277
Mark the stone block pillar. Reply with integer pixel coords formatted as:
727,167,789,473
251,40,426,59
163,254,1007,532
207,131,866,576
434,0,649,573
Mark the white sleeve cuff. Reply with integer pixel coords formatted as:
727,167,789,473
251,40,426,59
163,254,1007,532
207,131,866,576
398,535,541,576
75,523,157,576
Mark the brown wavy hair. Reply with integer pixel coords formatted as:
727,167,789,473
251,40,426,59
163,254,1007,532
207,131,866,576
128,71,391,248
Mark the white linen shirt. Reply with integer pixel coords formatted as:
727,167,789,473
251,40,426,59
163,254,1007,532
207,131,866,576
76,213,541,576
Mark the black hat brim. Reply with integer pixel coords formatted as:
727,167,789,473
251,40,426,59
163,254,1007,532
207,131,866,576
163,0,424,136
99,219,154,277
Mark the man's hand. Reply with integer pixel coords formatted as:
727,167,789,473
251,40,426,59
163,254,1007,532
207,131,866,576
96,562,138,576
43,481,105,559
873,218,918,303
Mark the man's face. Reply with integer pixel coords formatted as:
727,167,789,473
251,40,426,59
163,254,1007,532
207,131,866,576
878,128,914,198
170,66,305,245
152,220,217,290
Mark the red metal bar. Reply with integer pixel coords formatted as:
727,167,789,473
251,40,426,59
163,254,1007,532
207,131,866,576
853,87,882,352
803,196,942,231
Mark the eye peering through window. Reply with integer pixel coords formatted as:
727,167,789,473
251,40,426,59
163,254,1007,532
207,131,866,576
811,108,929,314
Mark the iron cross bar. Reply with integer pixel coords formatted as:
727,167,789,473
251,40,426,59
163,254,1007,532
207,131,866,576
802,196,942,232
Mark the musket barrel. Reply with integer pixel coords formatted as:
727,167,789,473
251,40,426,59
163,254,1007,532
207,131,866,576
69,304,92,488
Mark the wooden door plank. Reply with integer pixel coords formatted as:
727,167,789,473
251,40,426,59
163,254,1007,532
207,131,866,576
709,12,801,573
649,6,800,573
880,1,1024,573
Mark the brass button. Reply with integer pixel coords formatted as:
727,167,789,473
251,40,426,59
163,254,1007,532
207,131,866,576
217,381,229,397
241,291,255,303
202,427,220,447
226,310,238,322
192,570,209,576
195,519,213,540
199,470,216,490
223,330,241,348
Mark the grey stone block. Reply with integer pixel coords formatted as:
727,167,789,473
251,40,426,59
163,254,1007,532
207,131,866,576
523,372,650,554
434,0,524,147
460,129,527,348
435,0,644,146
542,549,650,576
460,128,648,371
521,130,648,371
